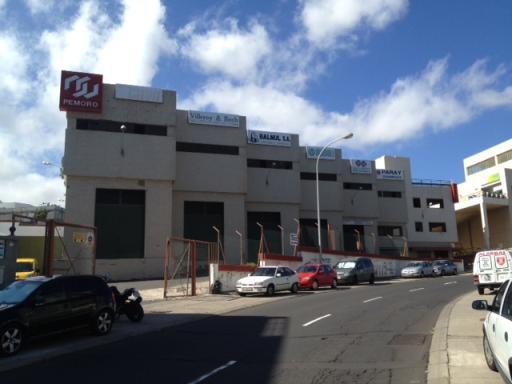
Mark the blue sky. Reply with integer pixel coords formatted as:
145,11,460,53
0,0,511,205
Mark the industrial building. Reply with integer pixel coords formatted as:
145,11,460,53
60,71,458,280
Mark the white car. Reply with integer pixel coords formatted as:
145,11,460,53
400,261,433,278
236,266,299,296
473,279,512,381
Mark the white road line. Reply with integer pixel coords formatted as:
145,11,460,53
187,360,237,384
363,296,383,303
409,288,425,292
302,314,332,327
444,281,457,285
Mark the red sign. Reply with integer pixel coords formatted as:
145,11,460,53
59,70,103,113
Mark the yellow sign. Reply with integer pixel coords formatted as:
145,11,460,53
487,173,500,184
73,232,86,244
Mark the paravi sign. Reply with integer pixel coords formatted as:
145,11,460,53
376,169,404,180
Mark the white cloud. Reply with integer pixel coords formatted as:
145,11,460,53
300,0,408,48
0,0,176,205
179,19,271,82
182,58,512,148
25,0,58,14
0,34,29,103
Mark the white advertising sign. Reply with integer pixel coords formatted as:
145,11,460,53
247,130,292,147
306,146,336,160
350,159,372,174
479,255,492,270
115,84,163,103
188,110,240,128
376,169,404,180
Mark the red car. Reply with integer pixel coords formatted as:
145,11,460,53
296,263,338,290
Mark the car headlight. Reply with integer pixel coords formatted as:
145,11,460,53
302,276,311,281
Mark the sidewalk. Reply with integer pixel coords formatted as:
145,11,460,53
428,290,503,384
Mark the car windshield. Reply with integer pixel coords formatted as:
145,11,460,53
406,262,421,267
297,265,317,273
0,280,42,304
252,267,276,277
16,262,34,272
336,261,356,269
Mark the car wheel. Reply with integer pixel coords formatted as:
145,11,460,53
483,334,498,371
440,269,445,277
453,269,458,275
311,280,319,290
369,274,375,285
126,304,144,322
0,324,23,357
266,284,275,296
92,309,114,335
331,279,337,289
352,275,358,285
238,292,247,297
290,283,299,294
420,271,424,278
478,286,485,295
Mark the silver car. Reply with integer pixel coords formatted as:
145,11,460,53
401,261,433,278
432,260,458,276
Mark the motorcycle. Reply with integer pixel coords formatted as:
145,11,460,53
110,286,144,322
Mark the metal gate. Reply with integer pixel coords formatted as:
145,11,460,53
163,237,219,297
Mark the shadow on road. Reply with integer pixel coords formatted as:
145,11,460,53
0,313,288,384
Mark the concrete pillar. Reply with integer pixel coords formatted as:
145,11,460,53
480,200,491,249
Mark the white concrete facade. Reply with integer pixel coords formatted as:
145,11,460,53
62,82,459,280
455,139,512,251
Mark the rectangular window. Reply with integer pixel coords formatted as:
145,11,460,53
77,119,167,136
95,189,145,259
343,182,372,190
427,198,444,209
467,157,496,175
429,222,447,233
413,197,421,208
176,142,239,155
497,149,512,164
378,225,403,237
415,222,423,232
377,191,402,198
247,159,293,169
300,172,337,181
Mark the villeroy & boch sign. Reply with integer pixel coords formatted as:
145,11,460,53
59,70,103,113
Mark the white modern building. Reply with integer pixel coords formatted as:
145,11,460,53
60,72,459,280
455,138,512,251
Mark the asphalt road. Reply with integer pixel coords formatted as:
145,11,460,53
0,275,473,384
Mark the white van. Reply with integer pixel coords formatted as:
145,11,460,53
473,249,512,294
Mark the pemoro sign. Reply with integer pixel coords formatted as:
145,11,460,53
59,70,103,113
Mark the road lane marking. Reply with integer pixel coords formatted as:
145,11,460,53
363,296,383,303
444,281,457,285
187,360,237,384
409,288,424,292
303,314,332,327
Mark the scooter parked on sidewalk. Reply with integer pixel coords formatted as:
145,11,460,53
110,286,144,322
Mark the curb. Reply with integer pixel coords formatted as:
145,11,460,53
427,291,470,384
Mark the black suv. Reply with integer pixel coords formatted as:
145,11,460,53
0,275,115,356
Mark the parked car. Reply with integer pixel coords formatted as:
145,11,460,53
296,263,337,290
400,261,433,278
473,249,512,295
236,266,299,296
334,258,375,285
472,279,512,381
432,260,458,276
0,275,115,357
15,258,39,280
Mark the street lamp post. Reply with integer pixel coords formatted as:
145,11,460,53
316,133,353,262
